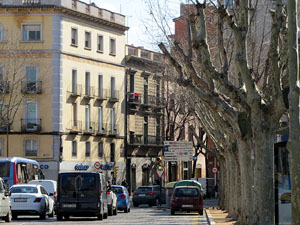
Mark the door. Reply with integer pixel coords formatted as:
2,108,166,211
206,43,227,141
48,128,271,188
98,75,103,98
85,72,90,95
144,77,148,104
110,108,115,133
72,70,77,93
26,66,37,92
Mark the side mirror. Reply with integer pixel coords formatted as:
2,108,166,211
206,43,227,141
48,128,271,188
4,190,11,197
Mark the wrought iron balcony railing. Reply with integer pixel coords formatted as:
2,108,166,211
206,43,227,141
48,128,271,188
108,123,118,135
68,84,82,97
67,120,83,132
94,88,108,100
21,118,41,132
95,122,107,135
21,81,42,94
108,90,119,102
0,81,10,94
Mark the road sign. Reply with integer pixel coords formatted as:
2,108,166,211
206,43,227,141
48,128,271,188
156,167,164,177
163,141,193,161
94,162,101,169
193,156,197,161
212,166,218,174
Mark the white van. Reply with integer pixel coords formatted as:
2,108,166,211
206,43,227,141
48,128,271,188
0,178,11,222
28,180,57,201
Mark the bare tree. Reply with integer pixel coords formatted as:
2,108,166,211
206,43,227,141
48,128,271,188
145,0,293,224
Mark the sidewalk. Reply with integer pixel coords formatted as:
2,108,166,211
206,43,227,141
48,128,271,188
205,207,237,225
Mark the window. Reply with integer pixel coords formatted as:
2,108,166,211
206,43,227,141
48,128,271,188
109,38,116,55
85,141,90,157
85,31,91,49
72,69,77,93
110,107,115,132
85,104,90,131
24,139,39,157
0,25,6,42
98,106,103,131
98,74,103,97
141,50,150,59
0,138,4,156
72,103,77,127
110,142,115,162
85,72,90,95
71,28,78,46
110,77,115,98
25,100,39,130
22,24,41,41
130,74,134,93
25,66,38,93
97,35,103,52
98,141,103,158
72,140,77,157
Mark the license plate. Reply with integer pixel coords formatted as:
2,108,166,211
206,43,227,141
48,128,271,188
14,198,27,202
182,205,193,207
62,203,76,208
139,194,146,196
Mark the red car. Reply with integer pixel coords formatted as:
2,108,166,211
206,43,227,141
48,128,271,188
171,186,203,215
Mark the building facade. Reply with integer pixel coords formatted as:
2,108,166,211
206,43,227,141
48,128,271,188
124,45,164,192
0,0,127,183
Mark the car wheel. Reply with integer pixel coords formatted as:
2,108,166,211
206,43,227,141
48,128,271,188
199,209,203,215
133,202,139,207
64,215,70,220
40,212,46,220
12,213,17,220
171,209,175,215
4,208,12,222
56,213,63,221
128,206,130,212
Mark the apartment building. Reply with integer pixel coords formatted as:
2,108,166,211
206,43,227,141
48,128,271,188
0,0,127,182
125,45,164,192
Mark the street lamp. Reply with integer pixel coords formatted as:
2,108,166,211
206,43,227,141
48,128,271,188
4,104,9,157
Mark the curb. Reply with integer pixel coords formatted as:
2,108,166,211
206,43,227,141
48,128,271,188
205,209,216,225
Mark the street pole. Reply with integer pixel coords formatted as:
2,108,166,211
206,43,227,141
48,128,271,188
5,104,8,157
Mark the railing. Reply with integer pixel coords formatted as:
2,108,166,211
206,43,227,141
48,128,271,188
21,81,42,94
129,132,143,145
95,122,107,135
128,92,142,104
67,120,83,132
83,86,95,98
68,84,82,96
94,88,108,100
21,119,41,132
108,90,119,102
129,133,164,145
0,81,10,94
143,94,156,106
83,121,95,133
108,123,118,135
147,135,164,145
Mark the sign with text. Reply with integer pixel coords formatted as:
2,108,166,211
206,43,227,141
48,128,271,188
163,141,193,161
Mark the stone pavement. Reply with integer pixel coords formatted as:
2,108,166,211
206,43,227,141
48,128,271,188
205,207,237,225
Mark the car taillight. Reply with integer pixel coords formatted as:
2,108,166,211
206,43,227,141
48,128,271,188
54,191,57,200
149,192,155,195
120,194,126,199
34,197,42,202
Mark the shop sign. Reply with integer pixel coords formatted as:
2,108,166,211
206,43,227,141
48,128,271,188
75,164,89,171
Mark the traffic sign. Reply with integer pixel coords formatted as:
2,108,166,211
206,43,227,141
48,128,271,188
163,141,193,161
212,167,218,174
156,167,164,177
94,162,101,169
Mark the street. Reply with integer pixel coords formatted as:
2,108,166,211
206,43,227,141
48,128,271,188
1,204,209,225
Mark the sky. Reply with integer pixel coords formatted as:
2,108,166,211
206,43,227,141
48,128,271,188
81,0,181,51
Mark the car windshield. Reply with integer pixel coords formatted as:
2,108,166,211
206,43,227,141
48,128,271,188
11,186,38,193
0,162,10,177
174,188,199,197
137,187,152,192
112,187,123,194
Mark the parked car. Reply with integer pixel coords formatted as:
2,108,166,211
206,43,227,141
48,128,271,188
28,180,57,202
111,185,130,213
107,184,117,216
10,184,54,219
0,178,12,222
56,172,108,221
170,186,203,215
132,185,166,207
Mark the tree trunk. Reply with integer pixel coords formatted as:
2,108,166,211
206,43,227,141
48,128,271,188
287,0,300,224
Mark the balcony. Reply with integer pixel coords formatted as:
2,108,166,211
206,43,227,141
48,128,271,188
95,122,107,135
83,121,95,134
0,81,10,94
94,88,108,101
129,133,164,146
66,120,83,133
143,95,156,106
21,81,42,94
67,84,82,97
108,124,118,136
128,92,142,105
21,119,41,132
108,90,119,103
83,86,95,100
